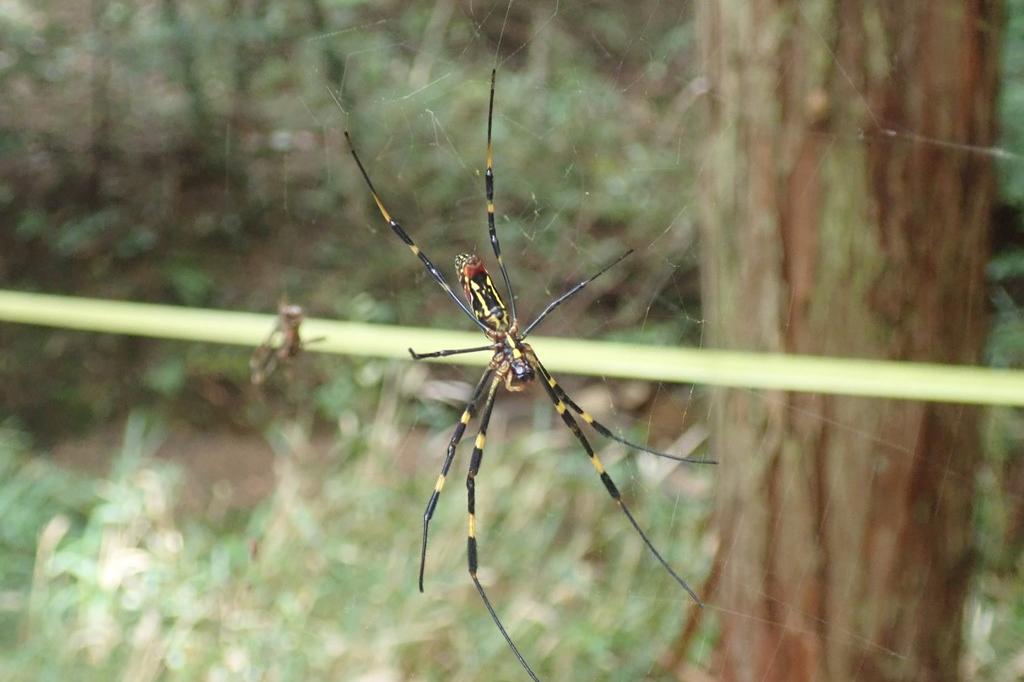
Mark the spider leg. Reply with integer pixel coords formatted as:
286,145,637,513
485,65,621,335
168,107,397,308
250,325,284,385
465,374,540,681
344,131,488,333
521,249,634,338
537,368,703,606
419,368,495,592
484,69,517,321
532,359,714,465
408,344,494,361
249,350,278,386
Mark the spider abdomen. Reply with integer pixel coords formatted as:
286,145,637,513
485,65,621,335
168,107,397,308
456,253,510,331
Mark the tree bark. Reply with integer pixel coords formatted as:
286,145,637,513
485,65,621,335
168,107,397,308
695,3,1001,681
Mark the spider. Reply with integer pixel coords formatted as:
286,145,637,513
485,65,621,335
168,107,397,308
345,70,707,680
250,301,320,385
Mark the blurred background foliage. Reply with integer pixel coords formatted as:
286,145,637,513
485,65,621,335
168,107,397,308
1,0,706,438
0,0,1021,679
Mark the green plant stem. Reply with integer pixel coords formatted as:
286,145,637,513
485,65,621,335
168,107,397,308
1,290,1021,406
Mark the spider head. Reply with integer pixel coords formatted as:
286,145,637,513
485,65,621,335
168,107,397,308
456,253,510,331
278,304,304,329
506,356,536,390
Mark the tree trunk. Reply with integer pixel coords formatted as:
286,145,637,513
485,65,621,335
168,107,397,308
695,3,1001,681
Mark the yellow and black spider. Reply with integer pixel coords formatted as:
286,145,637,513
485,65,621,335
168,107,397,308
345,70,707,680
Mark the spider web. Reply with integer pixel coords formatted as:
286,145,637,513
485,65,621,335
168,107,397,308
1,1,1019,680
268,3,1022,680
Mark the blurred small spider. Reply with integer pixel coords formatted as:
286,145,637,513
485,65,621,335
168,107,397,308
250,301,317,385
346,70,709,680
